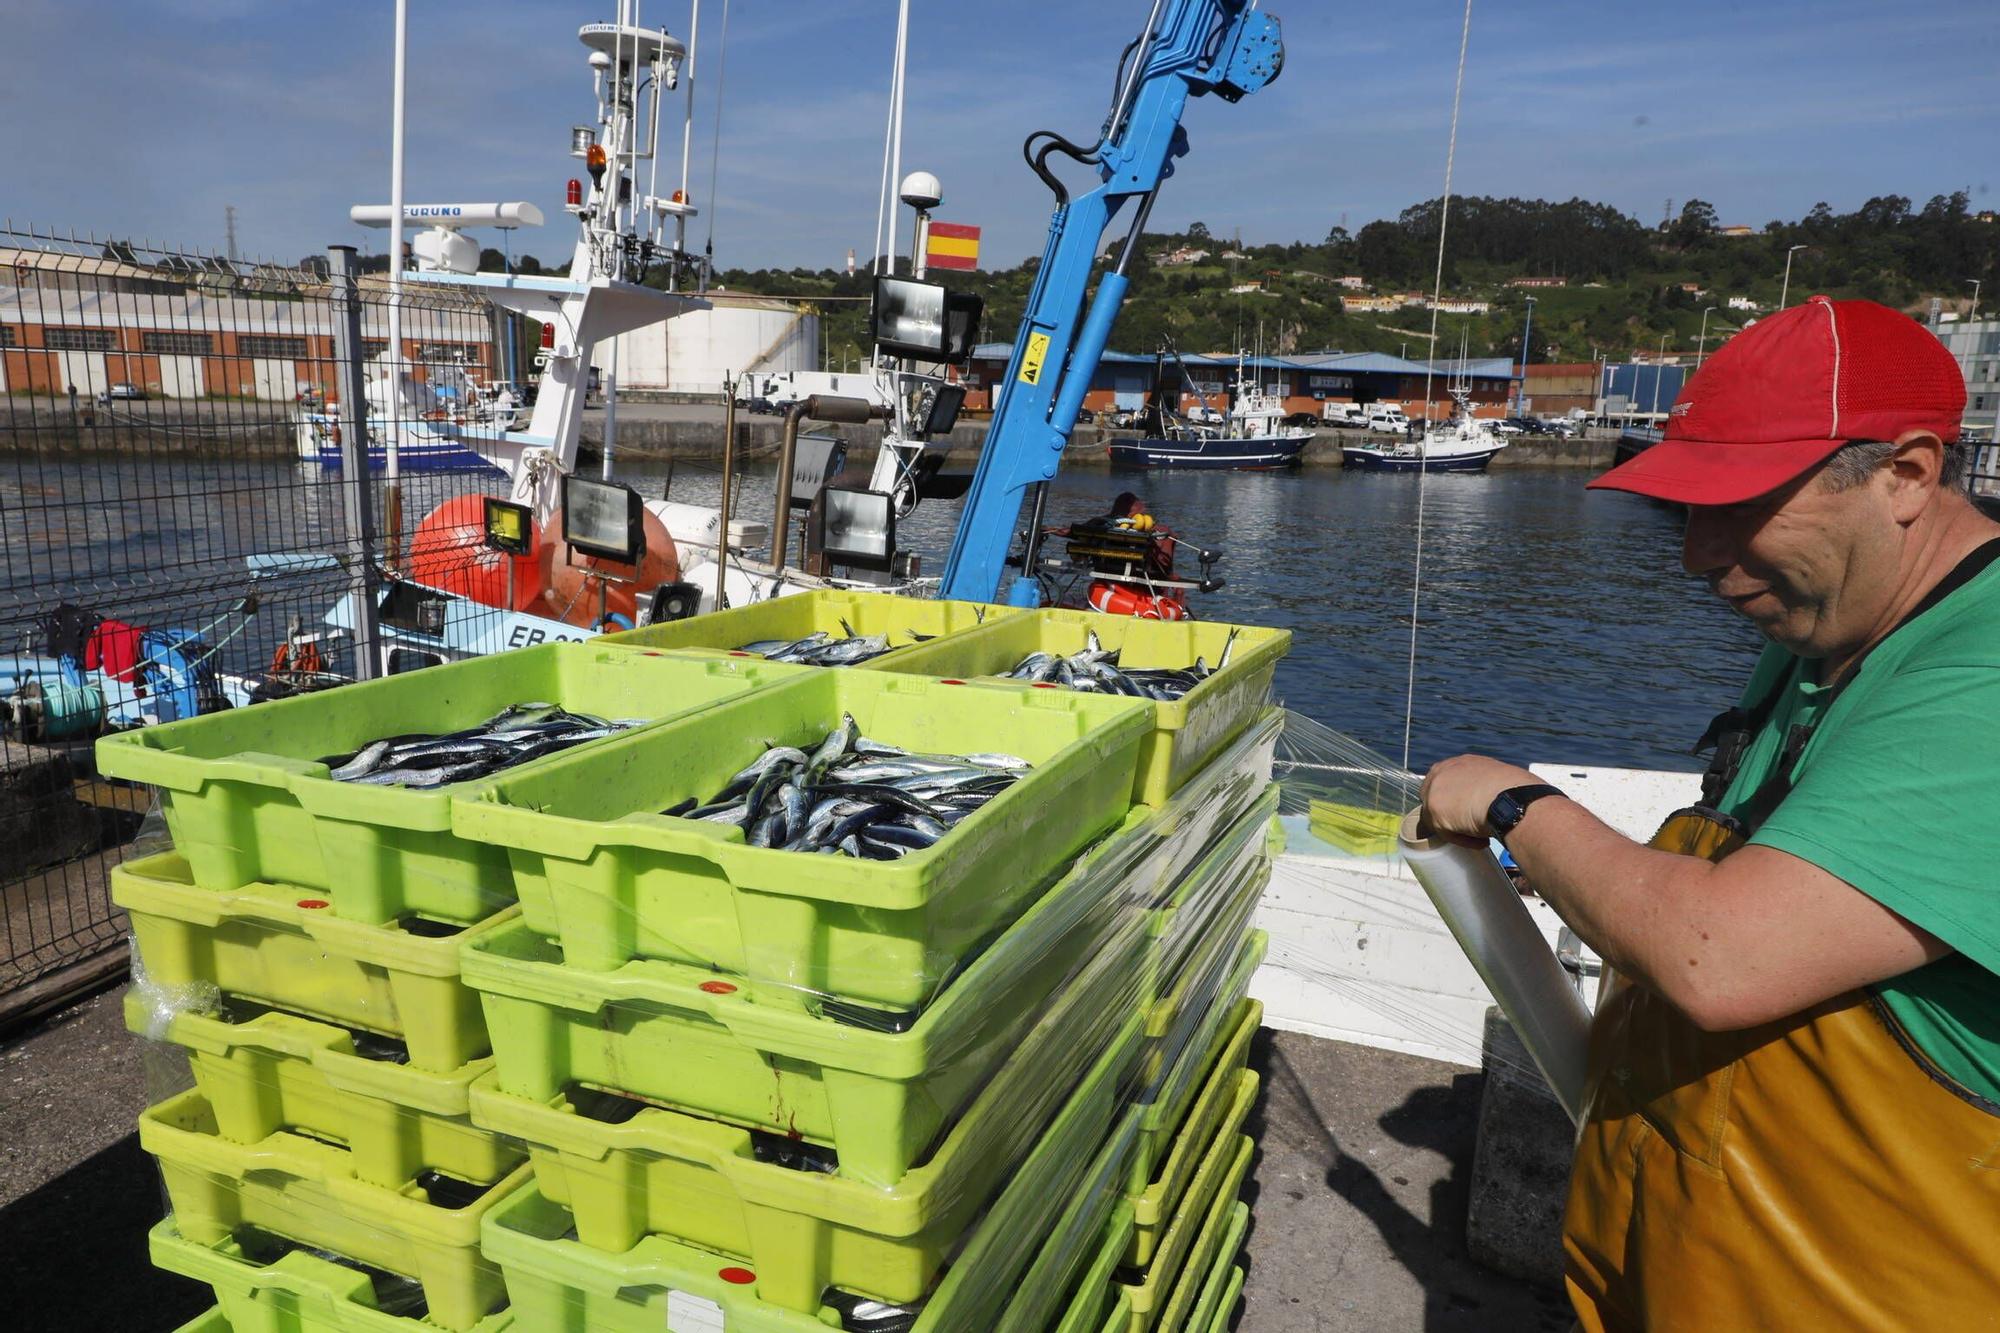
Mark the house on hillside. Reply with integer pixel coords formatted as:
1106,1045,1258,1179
1719,225,1758,238
1508,276,1567,288
1427,299,1491,315
1341,295,1406,313
1336,275,1366,289
1727,295,1758,312
1156,246,1210,267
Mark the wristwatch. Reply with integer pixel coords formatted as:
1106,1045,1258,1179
1486,784,1566,844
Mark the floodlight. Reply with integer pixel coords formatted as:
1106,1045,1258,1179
560,474,645,565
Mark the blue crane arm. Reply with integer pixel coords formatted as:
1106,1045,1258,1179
935,0,1283,607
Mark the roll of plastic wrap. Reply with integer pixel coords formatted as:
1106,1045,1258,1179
1398,809,1592,1124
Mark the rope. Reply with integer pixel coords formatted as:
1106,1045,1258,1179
1400,0,1475,773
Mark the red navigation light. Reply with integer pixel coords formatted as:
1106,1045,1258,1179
671,189,686,205
540,323,555,350
566,178,582,207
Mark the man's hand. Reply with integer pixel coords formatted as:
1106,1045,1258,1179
1418,754,1542,846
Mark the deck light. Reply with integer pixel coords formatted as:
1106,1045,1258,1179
482,498,533,557
566,179,583,207
561,474,645,565
585,144,608,181
569,126,596,158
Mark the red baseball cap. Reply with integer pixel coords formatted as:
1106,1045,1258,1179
1588,296,1966,505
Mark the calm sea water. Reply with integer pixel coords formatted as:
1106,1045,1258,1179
4,453,1763,774
630,460,1766,774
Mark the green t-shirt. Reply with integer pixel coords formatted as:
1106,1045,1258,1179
1720,555,2000,1104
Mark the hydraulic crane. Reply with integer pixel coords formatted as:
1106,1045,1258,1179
935,0,1283,606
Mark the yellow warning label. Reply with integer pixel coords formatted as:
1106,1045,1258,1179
1019,332,1051,385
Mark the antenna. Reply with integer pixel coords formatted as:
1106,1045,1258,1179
224,205,238,263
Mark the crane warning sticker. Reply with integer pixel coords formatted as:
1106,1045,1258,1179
1019,332,1052,385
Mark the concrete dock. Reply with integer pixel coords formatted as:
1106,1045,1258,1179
0,985,1565,1331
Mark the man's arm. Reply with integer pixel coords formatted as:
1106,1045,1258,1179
1420,755,1949,1031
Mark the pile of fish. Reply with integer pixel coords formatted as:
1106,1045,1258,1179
317,703,642,788
1006,629,1236,701
664,713,1028,859
736,619,934,667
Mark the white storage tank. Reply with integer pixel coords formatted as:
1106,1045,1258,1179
608,294,819,396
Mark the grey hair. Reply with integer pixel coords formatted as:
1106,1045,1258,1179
1818,439,1969,493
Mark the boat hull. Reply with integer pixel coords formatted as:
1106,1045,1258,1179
1340,446,1503,473
1108,433,1307,470
315,440,506,473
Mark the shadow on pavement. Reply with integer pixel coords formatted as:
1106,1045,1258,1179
0,1133,208,1332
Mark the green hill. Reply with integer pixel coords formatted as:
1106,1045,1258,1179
689,192,2000,366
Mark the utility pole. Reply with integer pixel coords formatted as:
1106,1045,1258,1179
1971,279,1984,321
1696,305,1718,369
224,206,238,263
1780,244,1806,309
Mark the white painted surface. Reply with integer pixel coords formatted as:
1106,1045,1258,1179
611,299,819,396
251,359,299,402
1253,766,1699,1066
57,351,107,395
155,354,204,399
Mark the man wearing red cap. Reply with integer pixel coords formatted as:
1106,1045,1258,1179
1421,296,2000,1327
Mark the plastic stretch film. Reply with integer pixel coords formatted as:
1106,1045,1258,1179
113,600,1280,1333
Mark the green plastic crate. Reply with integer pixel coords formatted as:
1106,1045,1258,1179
126,993,523,1191
467,914,1152,1312
1133,848,1269,1098
1128,999,1262,1255
1129,942,1266,1197
451,671,1151,1009
1182,1207,1251,1333
458,714,1277,1186
601,588,1016,662
95,645,790,920
990,1107,1142,1333
1113,1135,1254,1333
479,1014,1146,1329
1150,785,1278,968
1132,1070,1258,1271
117,852,514,1072
173,1309,234,1333
149,1220,520,1333
882,607,1288,806
140,1088,530,1332
1052,1203,1135,1333
1160,1192,1252,1332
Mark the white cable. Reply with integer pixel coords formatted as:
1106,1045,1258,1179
1401,0,1475,774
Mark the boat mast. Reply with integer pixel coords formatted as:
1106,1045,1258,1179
386,0,408,560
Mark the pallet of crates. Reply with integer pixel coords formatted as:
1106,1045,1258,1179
102,647,797,1331
448,679,1282,1327
601,588,1019,664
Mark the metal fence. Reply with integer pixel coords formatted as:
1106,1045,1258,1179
0,225,526,1018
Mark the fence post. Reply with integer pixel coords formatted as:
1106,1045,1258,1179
327,245,382,680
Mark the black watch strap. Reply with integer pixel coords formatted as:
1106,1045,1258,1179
1487,784,1566,844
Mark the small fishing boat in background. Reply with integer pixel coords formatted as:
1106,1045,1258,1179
1111,351,1311,470
1341,385,1508,473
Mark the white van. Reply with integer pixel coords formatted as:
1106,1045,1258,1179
1321,402,1368,428
1367,405,1409,433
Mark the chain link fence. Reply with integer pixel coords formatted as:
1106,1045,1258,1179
0,226,529,1018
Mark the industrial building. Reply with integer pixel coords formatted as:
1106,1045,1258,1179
960,344,1518,420
1935,315,1999,442
0,248,497,400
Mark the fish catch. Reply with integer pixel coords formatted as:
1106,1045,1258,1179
664,713,1029,859
735,617,935,667
317,703,643,788
1006,628,1236,701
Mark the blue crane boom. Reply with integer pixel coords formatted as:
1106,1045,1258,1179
934,0,1283,606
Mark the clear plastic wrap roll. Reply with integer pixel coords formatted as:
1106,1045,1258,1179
1397,809,1592,1125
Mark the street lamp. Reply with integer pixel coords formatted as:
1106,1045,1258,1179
1971,279,1984,321
1515,296,1536,417
1649,333,1670,423
1780,244,1807,309
1696,305,1718,369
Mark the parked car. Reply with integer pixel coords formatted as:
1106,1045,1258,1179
1367,406,1409,433
97,382,146,403
1186,405,1225,425
744,396,779,416
1282,411,1323,429
1321,403,1368,428
1488,419,1526,436
1075,407,1096,426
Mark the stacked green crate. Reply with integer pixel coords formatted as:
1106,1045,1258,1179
101,647,796,1332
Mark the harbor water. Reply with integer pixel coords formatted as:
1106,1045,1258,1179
3,456,1763,775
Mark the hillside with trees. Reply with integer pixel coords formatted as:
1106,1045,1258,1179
672,191,2000,368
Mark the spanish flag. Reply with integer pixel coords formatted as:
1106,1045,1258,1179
925,221,981,273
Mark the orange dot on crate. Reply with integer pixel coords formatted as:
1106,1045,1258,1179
718,1266,756,1285
700,981,738,995
297,899,330,909
941,679,965,685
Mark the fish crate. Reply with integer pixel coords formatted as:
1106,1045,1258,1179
1132,1068,1259,1271
126,994,523,1191
479,1014,1147,1328
115,851,515,1073
988,1107,1142,1333
1127,999,1262,1261
599,588,1016,664
1149,783,1277,963
149,1220,520,1333
450,671,1151,1010
94,645,791,921
139,1088,531,1333
466,935,1150,1312
1134,841,1269,1095
1051,1202,1136,1333
1181,1207,1251,1333
457,716,1275,1187
882,607,1289,806
1112,1133,1254,1333
172,1312,232,1333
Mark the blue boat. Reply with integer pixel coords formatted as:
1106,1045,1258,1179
1109,429,1308,470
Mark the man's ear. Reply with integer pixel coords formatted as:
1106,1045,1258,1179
1886,429,1945,522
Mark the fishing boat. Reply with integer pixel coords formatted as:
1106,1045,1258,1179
1340,384,1508,473
293,362,520,472
1110,351,1311,470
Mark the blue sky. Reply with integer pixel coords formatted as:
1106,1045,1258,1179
2,1,1993,270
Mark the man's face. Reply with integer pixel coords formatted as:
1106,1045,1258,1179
1681,465,1896,659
